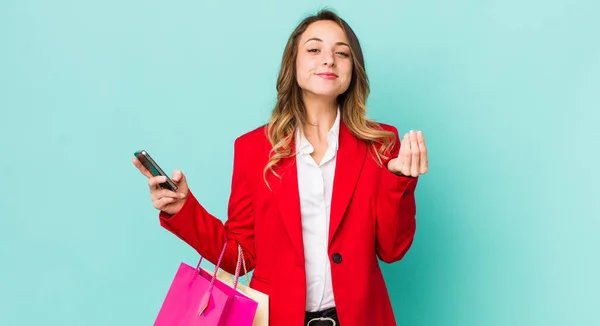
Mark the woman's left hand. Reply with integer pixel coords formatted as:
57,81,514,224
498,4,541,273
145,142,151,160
387,130,428,177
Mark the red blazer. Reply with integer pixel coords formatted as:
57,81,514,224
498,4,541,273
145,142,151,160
159,121,419,326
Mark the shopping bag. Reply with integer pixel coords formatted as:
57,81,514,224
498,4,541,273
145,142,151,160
154,240,258,326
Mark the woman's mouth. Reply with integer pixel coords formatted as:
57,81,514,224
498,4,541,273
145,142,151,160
316,72,338,80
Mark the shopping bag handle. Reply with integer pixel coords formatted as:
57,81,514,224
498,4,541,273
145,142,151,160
232,244,250,289
193,234,237,315
192,237,247,287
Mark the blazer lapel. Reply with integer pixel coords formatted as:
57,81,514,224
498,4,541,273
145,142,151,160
270,146,305,265
328,122,367,245
268,121,367,260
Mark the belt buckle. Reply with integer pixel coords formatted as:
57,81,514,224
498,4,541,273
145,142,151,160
307,316,336,326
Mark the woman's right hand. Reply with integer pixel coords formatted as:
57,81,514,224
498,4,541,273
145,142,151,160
132,158,189,215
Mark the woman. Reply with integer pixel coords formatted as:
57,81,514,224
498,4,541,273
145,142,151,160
133,9,428,326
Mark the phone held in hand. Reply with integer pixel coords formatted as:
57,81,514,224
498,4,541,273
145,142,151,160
134,150,178,192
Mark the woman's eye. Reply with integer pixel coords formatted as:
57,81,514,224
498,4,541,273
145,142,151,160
307,48,349,57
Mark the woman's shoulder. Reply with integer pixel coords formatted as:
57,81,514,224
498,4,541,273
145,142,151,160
233,124,269,149
232,125,271,173
369,120,398,134
364,121,401,163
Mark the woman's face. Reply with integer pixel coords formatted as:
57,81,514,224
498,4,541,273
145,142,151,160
295,20,353,100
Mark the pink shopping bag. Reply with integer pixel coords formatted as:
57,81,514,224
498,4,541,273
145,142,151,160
154,240,258,326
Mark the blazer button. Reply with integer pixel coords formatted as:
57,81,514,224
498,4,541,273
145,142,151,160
332,253,342,264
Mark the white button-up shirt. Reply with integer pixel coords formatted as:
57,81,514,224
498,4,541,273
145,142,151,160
295,108,341,312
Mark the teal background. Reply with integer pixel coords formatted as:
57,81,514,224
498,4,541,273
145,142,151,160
1,0,598,325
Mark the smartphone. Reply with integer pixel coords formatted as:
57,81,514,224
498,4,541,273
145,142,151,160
134,150,178,192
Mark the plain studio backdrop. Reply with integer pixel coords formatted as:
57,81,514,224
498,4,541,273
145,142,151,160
1,0,598,325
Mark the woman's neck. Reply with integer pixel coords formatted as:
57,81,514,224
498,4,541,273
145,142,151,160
301,93,338,139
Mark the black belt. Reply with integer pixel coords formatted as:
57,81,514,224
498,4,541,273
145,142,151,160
305,307,339,326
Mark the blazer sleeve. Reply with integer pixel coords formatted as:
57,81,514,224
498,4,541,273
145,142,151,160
375,126,419,264
157,136,256,275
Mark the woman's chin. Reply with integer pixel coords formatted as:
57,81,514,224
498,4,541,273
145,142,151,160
302,88,344,100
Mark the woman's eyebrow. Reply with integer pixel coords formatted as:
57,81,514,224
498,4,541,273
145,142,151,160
304,37,350,47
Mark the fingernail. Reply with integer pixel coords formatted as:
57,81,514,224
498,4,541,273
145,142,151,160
180,193,185,198
417,130,422,134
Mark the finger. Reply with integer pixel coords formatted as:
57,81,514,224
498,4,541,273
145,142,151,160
151,188,184,201
172,170,182,183
132,158,153,178
172,170,188,196
409,131,420,177
153,197,176,210
417,131,428,174
401,133,411,176
148,175,167,189
392,134,404,171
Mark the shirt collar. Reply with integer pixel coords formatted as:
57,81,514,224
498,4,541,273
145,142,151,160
296,107,341,155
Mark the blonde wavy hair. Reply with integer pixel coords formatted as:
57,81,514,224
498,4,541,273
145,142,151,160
264,9,396,187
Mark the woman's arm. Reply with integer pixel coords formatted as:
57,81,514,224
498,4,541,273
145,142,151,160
375,126,419,263
158,136,256,275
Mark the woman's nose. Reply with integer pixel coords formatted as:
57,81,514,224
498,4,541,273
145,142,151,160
322,58,335,67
